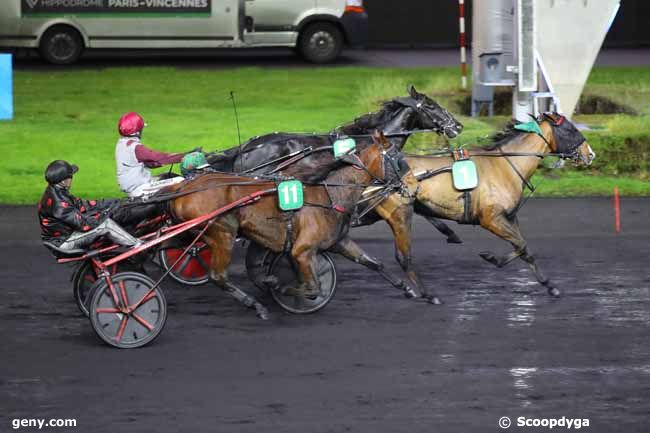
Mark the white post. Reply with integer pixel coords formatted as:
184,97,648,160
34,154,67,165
513,0,536,121
458,0,468,89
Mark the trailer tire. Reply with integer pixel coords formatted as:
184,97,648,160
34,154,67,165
39,26,84,65
298,22,343,64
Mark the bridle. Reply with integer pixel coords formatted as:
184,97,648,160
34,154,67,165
541,113,588,164
392,96,459,137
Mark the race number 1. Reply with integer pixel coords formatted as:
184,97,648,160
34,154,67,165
277,180,304,211
452,160,479,190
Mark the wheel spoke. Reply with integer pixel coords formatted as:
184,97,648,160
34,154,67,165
195,255,211,273
131,312,154,331
118,280,130,307
114,315,129,342
129,289,157,311
95,308,121,314
175,253,193,274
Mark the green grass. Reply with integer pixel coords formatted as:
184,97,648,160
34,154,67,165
1,66,648,204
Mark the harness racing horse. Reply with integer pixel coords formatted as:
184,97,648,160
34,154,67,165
205,87,463,303
207,86,463,180
169,133,395,319
407,113,596,298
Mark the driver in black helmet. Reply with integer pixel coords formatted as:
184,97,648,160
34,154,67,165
38,160,141,253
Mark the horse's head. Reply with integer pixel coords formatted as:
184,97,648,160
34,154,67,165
392,85,464,138
340,130,396,183
541,112,595,166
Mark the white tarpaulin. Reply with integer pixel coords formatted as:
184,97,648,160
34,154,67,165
536,0,620,117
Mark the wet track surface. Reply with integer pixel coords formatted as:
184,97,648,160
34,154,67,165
0,198,648,432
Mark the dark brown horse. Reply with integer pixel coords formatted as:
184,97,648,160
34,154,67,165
407,113,596,297
168,133,394,319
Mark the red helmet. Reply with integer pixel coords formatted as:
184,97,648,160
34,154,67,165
118,112,146,136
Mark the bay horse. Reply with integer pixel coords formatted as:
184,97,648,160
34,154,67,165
407,113,596,298
169,132,395,319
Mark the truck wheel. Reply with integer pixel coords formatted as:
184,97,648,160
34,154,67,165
39,26,83,65
298,22,343,64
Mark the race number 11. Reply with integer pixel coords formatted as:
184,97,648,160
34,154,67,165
277,180,304,211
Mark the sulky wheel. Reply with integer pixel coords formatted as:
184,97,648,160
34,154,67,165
245,241,278,292
268,252,337,314
158,242,211,286
72,260,99,316
89,272,167,349
73,260,139,317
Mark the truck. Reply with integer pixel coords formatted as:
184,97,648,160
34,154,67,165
0,0,368,64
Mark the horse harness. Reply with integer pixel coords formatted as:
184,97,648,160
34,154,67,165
280,143,413,253
412,115,587,222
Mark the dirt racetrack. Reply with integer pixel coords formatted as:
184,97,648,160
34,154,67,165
0,198,648,432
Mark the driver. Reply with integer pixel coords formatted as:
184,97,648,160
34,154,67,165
39,160,141,252
116,112,199,198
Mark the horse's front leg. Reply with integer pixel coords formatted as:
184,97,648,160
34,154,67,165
203,227,270,319
330,236,417,299
519,249,561,297
376,202,442,304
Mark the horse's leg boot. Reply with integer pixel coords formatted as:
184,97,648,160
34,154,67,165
255,274,279,291
284,284,319,300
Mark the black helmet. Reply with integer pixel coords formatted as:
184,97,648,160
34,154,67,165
45,160,78,184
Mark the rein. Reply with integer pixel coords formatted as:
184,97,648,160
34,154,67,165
406,149,576,159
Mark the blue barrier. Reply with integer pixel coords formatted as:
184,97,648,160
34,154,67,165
0,54,13,120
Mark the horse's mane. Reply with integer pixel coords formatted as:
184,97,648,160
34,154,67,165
472,121,527,151
336,100,402,135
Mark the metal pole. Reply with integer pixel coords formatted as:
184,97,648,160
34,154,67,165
458,0,468,89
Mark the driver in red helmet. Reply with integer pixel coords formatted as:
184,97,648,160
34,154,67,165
115,112,198,197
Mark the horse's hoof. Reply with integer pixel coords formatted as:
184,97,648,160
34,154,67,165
446,234,463,244
479,251,502,267
422,294,443,305
255,303,270,320
404,287,417,299
479,251,495,262
548,287,561,298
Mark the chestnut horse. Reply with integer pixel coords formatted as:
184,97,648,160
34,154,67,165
407,113,596,298
168,133,394,319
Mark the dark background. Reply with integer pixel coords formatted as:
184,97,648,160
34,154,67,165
365,0,650,48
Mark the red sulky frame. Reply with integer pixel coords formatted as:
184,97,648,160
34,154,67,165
58,188,274,329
